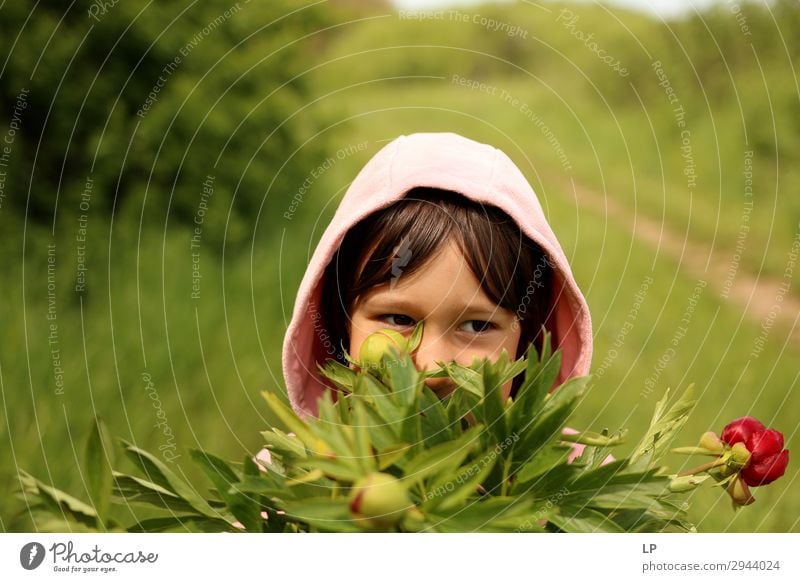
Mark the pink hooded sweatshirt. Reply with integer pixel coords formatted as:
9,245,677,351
282,132,593,418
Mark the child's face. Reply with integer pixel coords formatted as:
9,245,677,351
348,239,522,399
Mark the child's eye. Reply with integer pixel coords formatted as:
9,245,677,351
380,314,416,327
460,320,495,334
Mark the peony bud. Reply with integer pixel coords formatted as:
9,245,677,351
721,417,765,447
358,329,407,367
401,506,427,532
729,442,751,469
726,474,755,506
699,431,724,453
348,472,412,530
669,474,709,492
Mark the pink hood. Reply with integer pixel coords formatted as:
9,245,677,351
282,132,593,417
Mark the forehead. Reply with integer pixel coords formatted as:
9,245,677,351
357,240,500,315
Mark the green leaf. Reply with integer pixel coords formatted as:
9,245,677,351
376,443,411,470
429,453,497,512
120,441,220,519
444,390,473,429
286,468,325,485
521,464,580,498
406,320,424,353
496,353,528,388
418,385,459,447
354,373,403,434
261,392,330,456
443,362,484,398
232,475,295,500
191,450,239,484
476,356,510,446
513,376,588,469
548,507,626,533
311,392,365,469
582,488,669,511
509,336,560,428
84,416,114,529
243,454,260,478
402,425,483,486
358,403,405,452
629,385,696,470
427,497,536,532
611,506,693,533
350,399,377,472
27,514,106,533
261,428,307,460
560,430,626,447
298,458,366,482
315,388,342,425
279,498,362,532
127,515,235,533
190,450,262,532
316,359,357,393
388,352,423,408
18,470,98,529
565,459,630,490
514,445,571,485
112,472,201,514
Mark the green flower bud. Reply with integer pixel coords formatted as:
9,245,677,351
725,474,755,506
699,431,724,453
729,442,751,470
718,463,735,478
348,472,412,530
358,329,407,367
401,506,427,532
669,474,709,492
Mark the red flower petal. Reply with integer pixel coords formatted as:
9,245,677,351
747,428,785,459
741,449,789,487
721,416,765,446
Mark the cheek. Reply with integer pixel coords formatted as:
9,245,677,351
347,310,374,359
477,328,523,361
503,325,523,360
451,331,521,367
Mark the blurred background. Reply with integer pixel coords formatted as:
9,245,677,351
1,0,798,532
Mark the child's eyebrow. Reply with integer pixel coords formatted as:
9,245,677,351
366,296,504,317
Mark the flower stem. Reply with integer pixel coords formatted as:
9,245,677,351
677,457,726,477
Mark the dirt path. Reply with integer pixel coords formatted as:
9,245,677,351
568,179,800,345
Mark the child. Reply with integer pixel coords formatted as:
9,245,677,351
282,132,592,418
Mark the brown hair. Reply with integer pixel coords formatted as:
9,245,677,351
320,187,553,395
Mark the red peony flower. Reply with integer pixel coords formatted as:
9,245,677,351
721,416,765,447
741,429,789,486
721,418,789,487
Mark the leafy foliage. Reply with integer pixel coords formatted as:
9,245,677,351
18,329,698,532
0,0,339,247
